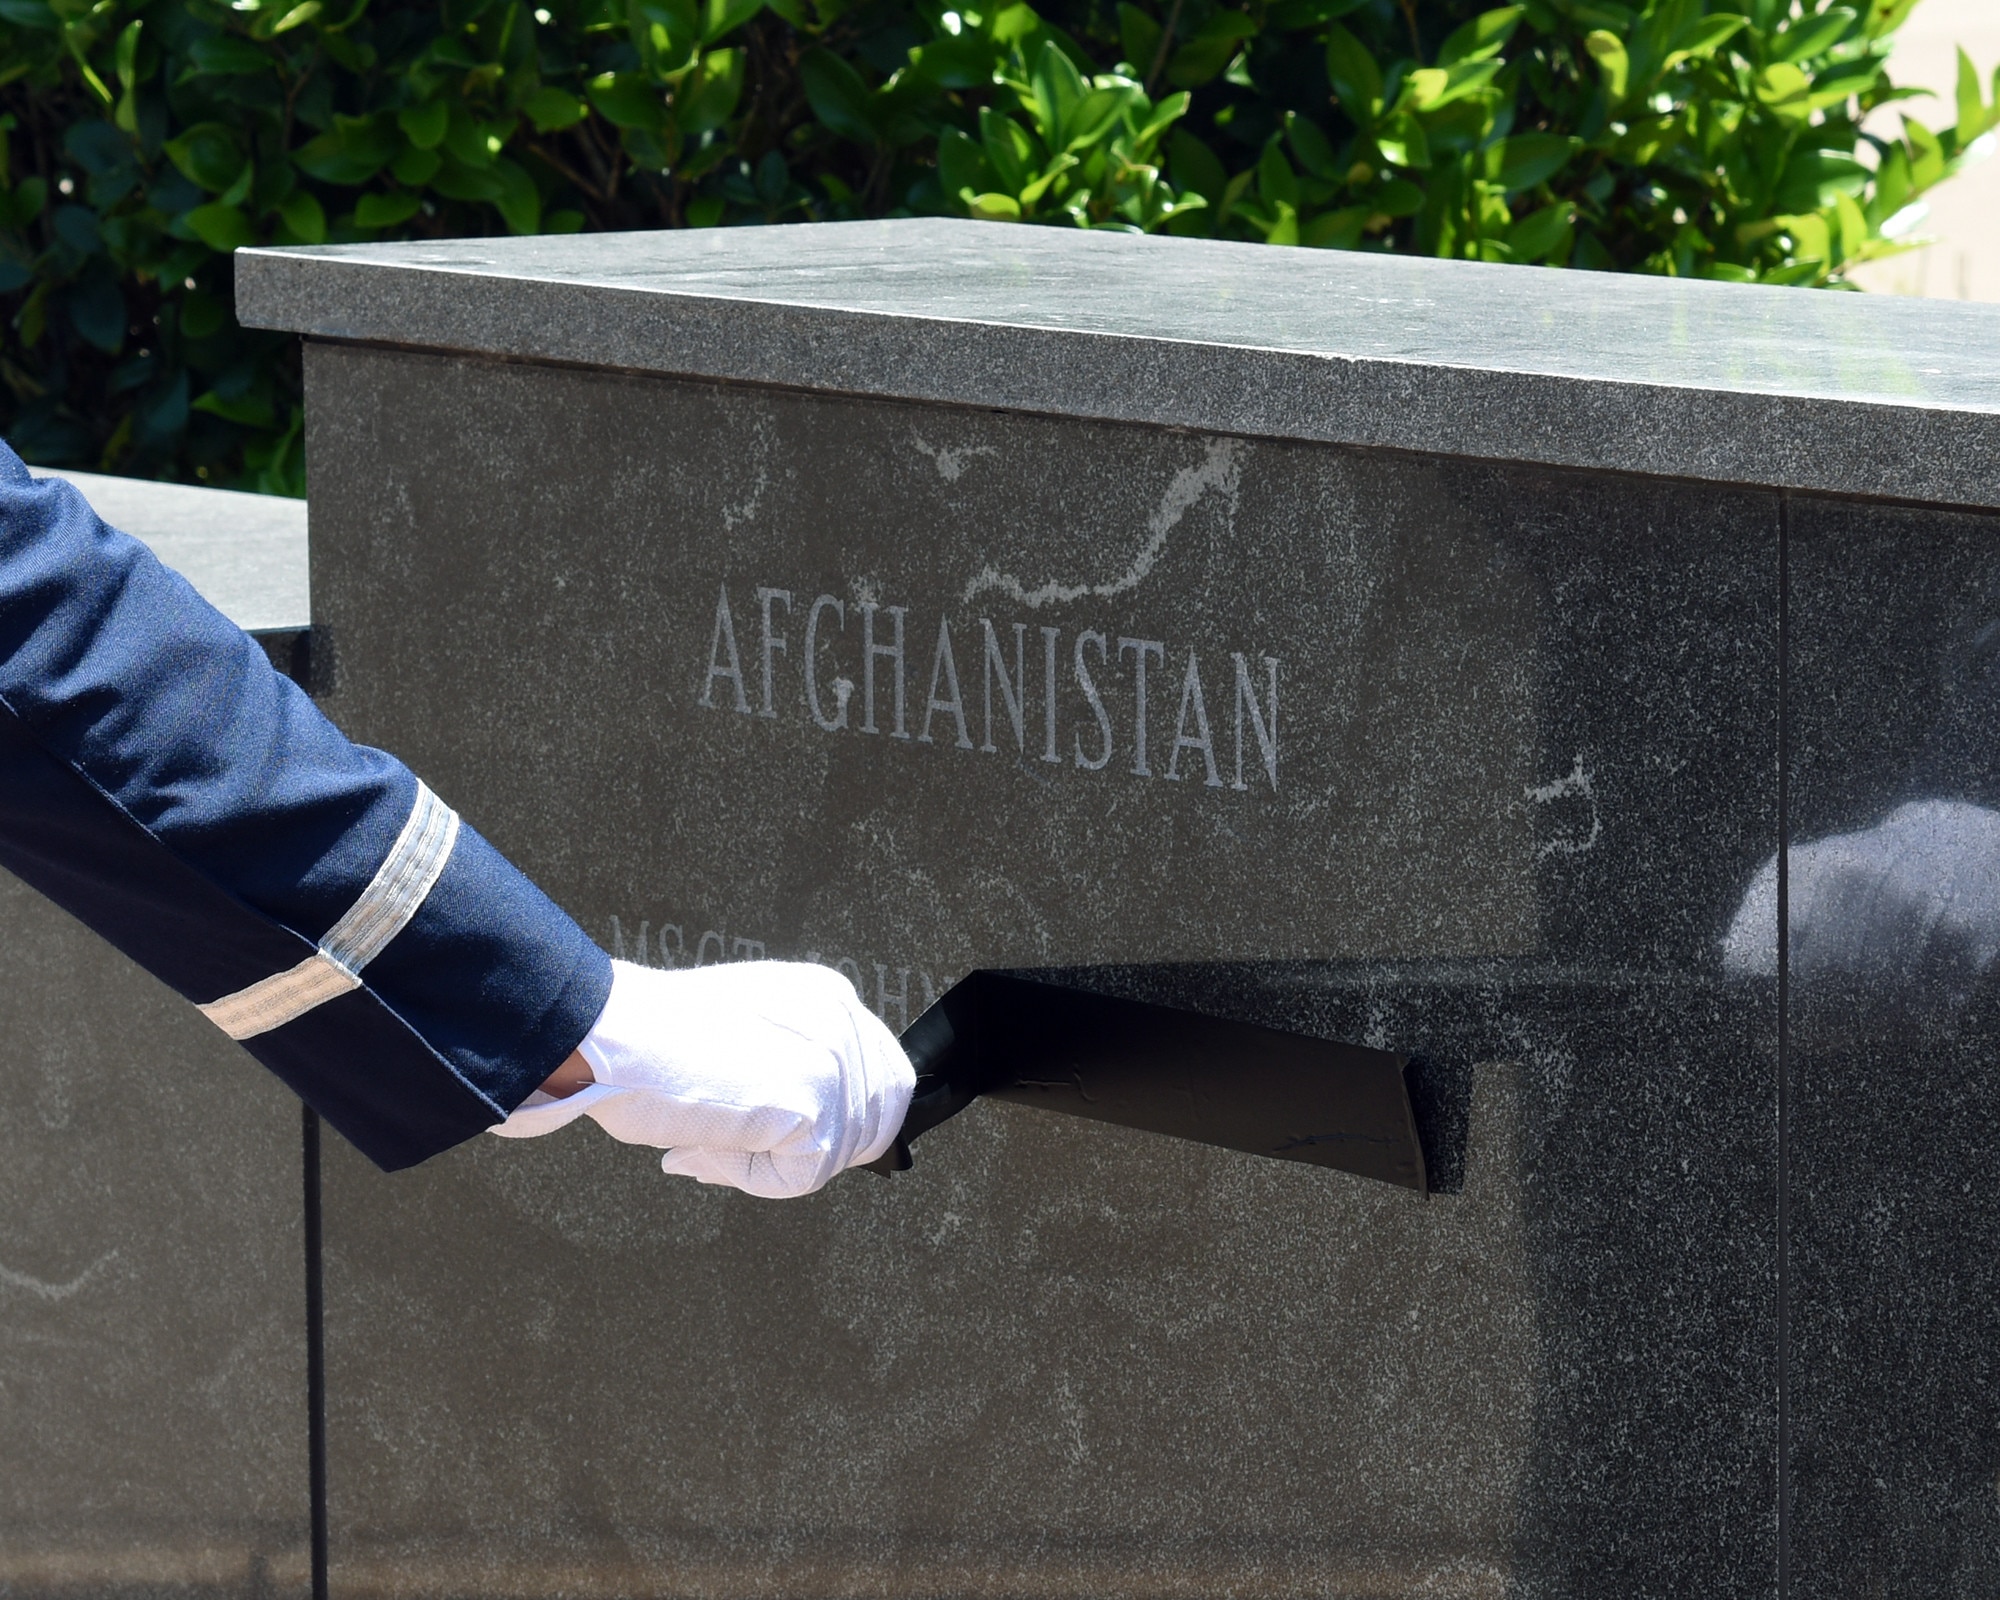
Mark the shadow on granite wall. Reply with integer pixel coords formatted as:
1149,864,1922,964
0,870,310,1600
1781,496,2000,1599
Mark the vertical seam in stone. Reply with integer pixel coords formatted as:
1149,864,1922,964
1776,489,1793,1600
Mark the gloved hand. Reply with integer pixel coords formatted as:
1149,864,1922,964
1722,800,2000,1026
490,959,914,1199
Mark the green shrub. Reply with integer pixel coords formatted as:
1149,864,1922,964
0,0,1988,490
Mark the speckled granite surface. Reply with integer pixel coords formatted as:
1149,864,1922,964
0,869,310,1599
303,342,1781,1597
239,220,2000,509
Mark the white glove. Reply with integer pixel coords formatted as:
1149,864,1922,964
1722,799,2000,1004
490,959,914,1199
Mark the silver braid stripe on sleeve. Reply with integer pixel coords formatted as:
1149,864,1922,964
198,782,461,1041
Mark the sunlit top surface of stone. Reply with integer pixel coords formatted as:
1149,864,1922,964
237,219,2000,509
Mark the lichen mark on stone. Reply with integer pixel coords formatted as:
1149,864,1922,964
960,438,1245,609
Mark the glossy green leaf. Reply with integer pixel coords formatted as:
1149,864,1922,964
1507,199,1572,260
1299,203,1365,247
1134,89,1189,150
1064,85,1131,151
164,123,245,193
1833,189,1868,259
1436,6,1522,69
587,70,667,131
442,105,506,166
1375,114,1429,169
1414,57,1503,111
1755,61,1811,109
292,114,396,182
1494,131,1574,191
1771,7,1857,64
964,189,1021,219
1584,30,1628,104
980,105,1035,191
1373,176,1424,216
938,125,991,199
0,175,48,228
1257,140,1297,209
1166,11,1253,89
1030,39,1088,144
193,387,276,426
270,2,321,35
1116,3,1158,75
910,33,996,89
1168,126,1226,204
0,0,59,32
1323,23,1382,119
1776,147,1869,211
1957,46,1991,140
68,275,126,351
0,0,57,30
489,157,539,232
1661,12,1745,69
183,200,255,250
274,188,326,241
522,87,586,132
427,154,504,201
798,50,878,144
391,144,442,184
1864,0,1922,38
1016,152,1076,205
352,189,419,226
184,34,271,74
398,99,449,148
1284,110,1340,181
1906,118,1948,189
679,48,744,135
179,292,227,340
990,5,1039,44
702,0,761,39
113,17,141,87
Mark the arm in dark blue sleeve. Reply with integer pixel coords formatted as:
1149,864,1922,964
0,441,610,1170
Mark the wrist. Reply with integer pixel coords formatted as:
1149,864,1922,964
538,1048,594,1099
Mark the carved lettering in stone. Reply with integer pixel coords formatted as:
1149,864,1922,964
1165,648,1222,787
804,595,851,732
698,582,1280,796
919,616,973,749
1232,653,1280,792
981,618,1028,755
699,584,749,713
1118,636,1165,778
1073,629,1112,771
859,602,910,739
611,915,941,1025
755,587,792,719
1039,625,1061,766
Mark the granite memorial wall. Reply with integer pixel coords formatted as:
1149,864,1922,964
4,220,1999,1599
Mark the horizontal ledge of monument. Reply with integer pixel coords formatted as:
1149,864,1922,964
277,316,2000,517
234,218,2000,516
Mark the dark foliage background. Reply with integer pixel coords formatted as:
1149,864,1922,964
0,0,1989,491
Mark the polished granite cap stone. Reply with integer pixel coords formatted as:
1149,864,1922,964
237,219,2000,510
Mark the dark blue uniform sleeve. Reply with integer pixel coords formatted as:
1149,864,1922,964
0,441,611,1171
